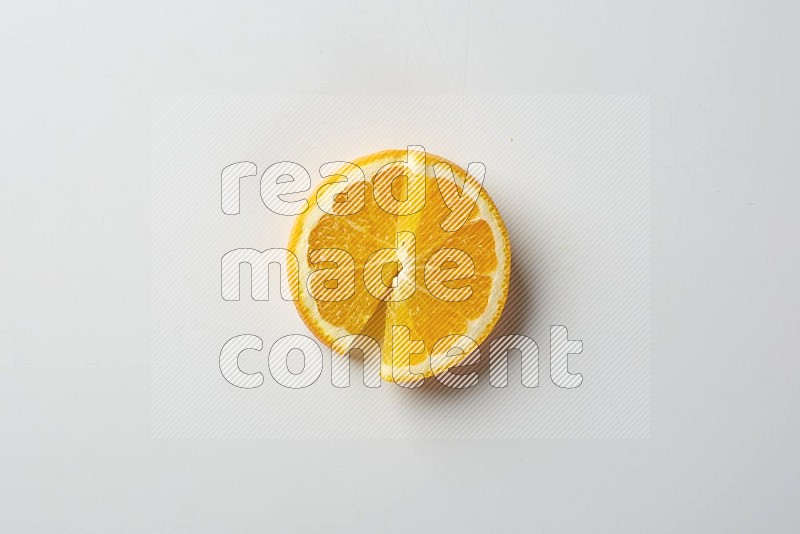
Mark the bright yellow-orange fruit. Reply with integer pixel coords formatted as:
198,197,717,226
287,149,511,382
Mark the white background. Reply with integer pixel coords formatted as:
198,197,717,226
2,0,798,532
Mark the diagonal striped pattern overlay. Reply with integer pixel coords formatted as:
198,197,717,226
151,95,650,439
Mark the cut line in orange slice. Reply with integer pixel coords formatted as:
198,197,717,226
287,149,511,382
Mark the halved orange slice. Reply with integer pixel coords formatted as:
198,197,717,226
287,149,510,382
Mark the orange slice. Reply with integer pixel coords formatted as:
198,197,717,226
287,149,511,382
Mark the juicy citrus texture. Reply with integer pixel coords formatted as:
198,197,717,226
287,150,510,382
